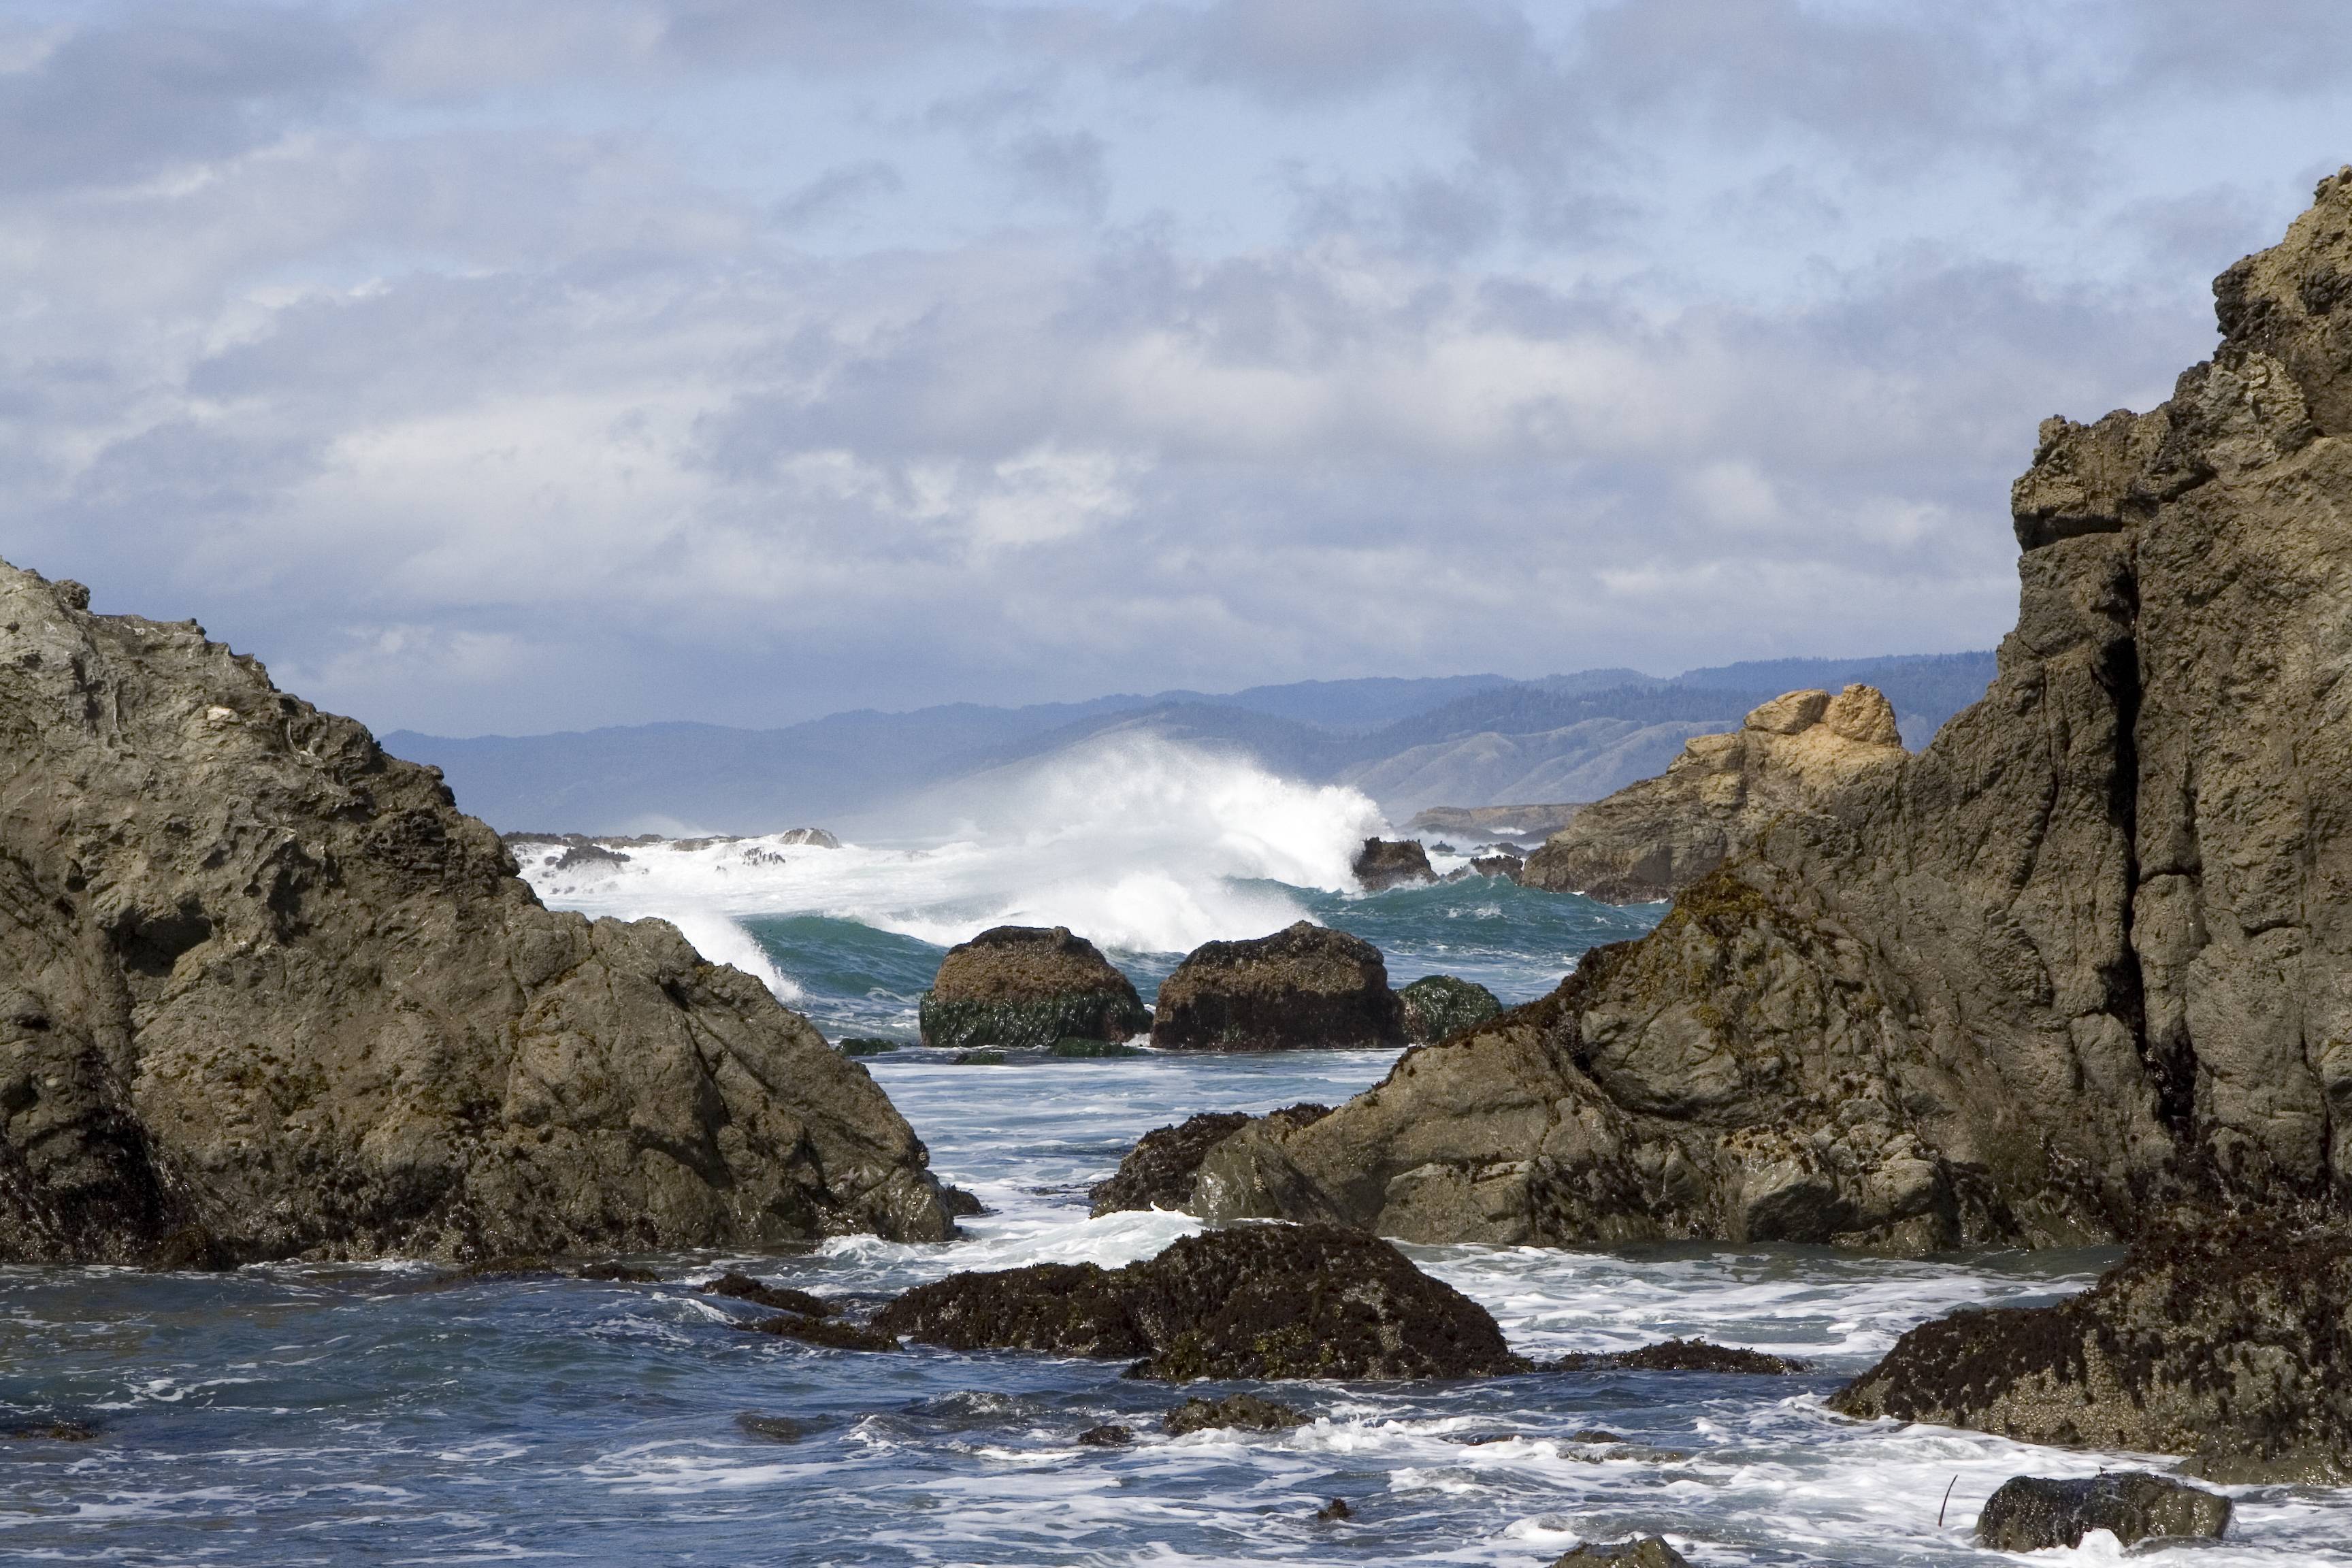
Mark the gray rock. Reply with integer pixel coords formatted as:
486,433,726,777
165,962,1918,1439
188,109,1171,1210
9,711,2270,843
1974,1473,2230,1552
1090,1104,1331,1217
1520,685,1904,902
918,925,1149,1051
1833,1218,2352,1481
1151,922,1405,1051
0,561,956,1264
1186,172,2352,1253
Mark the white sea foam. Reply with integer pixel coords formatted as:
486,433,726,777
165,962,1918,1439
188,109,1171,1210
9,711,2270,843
514,733,1390,983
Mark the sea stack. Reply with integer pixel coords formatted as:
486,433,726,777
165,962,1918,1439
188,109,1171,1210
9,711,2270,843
0,561,958,1264
1150,921,1405,1051
1179,169,2352,1252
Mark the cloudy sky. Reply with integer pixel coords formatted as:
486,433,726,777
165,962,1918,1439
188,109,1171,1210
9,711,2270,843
5,1,2345,735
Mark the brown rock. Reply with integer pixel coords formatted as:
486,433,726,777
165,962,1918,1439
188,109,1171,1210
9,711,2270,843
1520,685,1904,902
918,925,1149,1050
1151,922,1405,1051
1352,837,1434,891
1088,1104,1330,1217
1974,1473,2230,1552
0,561,956,1264
1181,173,2352,1254
1553,1338,1804,1374
1551,1539,1690,1568
1162,1392,1307,1434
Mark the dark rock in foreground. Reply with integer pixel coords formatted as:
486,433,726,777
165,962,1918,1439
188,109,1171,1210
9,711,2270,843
1975,1473,2230,1552
1076,1423,1132,1446
1397,975,1501,1044
1151,923,1405,1051
0,561,956,1265
875,1222,1521,1381
1174,174,2352,1254
702,1271,835,1316
1833,1220,2352,1482
1089,1104,1330,1216
1162,1392,1306,1434
1554,1338,1803,1375
739,1312,897,1352
1352,837,1434,891
919,926,1150,1051
1552,1538,1690,1567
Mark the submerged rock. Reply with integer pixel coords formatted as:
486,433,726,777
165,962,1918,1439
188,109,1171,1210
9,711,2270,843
1551,1539,1690,1568
1974,1473,2230,1552
874,1222,1521,1381
1313,1497,1352,1522
918,926,1150,1051
1833,1220,2352,1482
576,1262,660,1283
1521,685,1905,903
1151,923,1405,1052
1089,1104,1330,1217
702,1271,835,1316
1352,837,1434,891
1076,1423,1133,1447
739,1312,898,1352
1166,169,2352,1260
1554,1339,1804,1375
735,1414,807,1443
0,561,957,1265
1397,975,1502,1044
1162,1392,1307,1434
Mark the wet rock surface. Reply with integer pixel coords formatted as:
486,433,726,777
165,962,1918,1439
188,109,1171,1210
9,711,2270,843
735,1414,807,1443
1090,1105,1330,1217
1521,685,1905,903
1551,1537,1691,1567
918,925,1150,1051
1974,1472,2230,1552
1397,975,1502,1044
0,561,956,1264
1833,1219,2352,1481
1162,1393,1307,1434
1180,171,2352,1257
702,1271,834,1316
1151,922,1405,1051
1554,1338,1803,1375
1352,837,1435,891
1076,1423,1132,1446
875,1222,1521,1381
739,1313,898,1352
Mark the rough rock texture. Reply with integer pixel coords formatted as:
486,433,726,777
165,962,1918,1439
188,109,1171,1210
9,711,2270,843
1554,1339,1803,1375
1162,1392,1307,1434
1151,923,1405,1052
1833,1220,2352,1481
1398,975,1502,1044
0,561,956,1264
874,1222,1522,1381
1552,1539,1690,1568
1520,685,1906,903
1352,837,1435,892
1974,1473,2230,1552
1090,1105,1332,1217
1188,175,2352,1253
918,926,1149,1051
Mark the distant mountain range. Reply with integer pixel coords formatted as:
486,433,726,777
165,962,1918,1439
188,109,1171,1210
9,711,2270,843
384,652,1999,835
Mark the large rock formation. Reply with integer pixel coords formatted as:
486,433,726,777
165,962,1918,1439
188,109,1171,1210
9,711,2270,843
917,925,1149,1051
0,562,958,1264
1150,922,1405,1051
1181,171,2352,1252
1833,1219,2352,1482
1520,686,1905,902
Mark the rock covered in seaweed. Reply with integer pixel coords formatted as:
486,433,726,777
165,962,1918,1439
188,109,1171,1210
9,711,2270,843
873,1222,1522,1381
918,925,1149,1051
1831,1219,2352,1482
1175,170,2352,1255
1396,975,1501,1043
1973,1473,2230,1552
1551,1540,1690,1568
1519,685,1904,902
1150,922,1405,1052
0,561,958,1265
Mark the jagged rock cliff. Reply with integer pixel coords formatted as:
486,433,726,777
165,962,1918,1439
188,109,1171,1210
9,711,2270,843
0,563,958,1263
1520,686,1905,902
1186,170,2352,1252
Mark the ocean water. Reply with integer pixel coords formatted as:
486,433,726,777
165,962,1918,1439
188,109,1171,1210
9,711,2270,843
7,746,2350,1563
